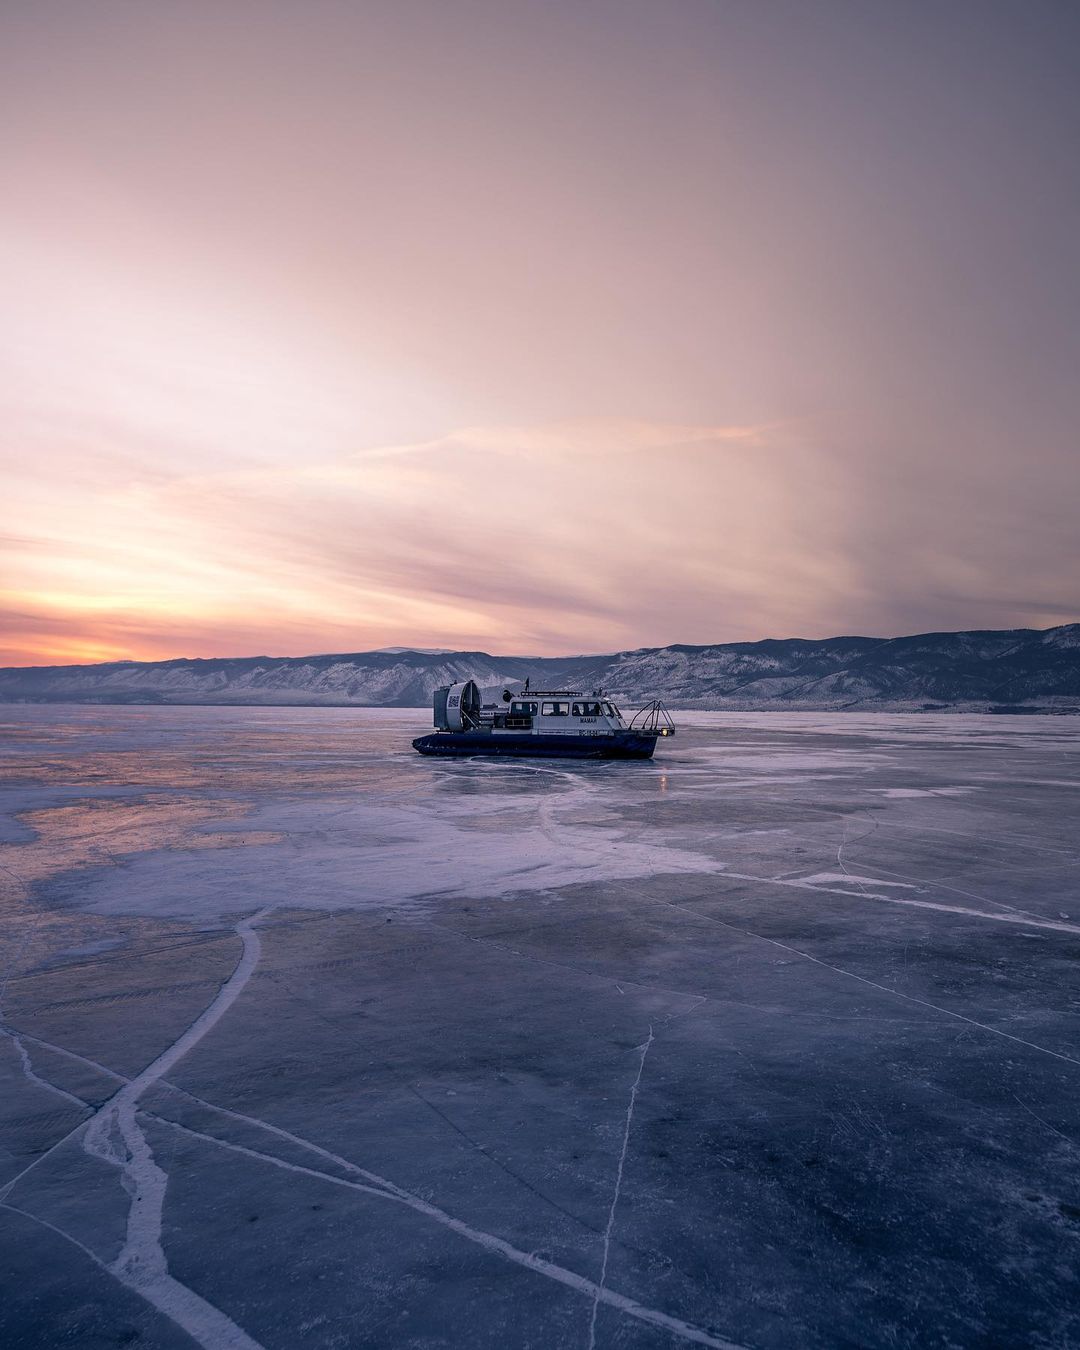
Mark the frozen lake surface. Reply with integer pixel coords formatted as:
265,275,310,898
1,706,1078,1349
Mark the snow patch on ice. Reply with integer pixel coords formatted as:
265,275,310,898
46,788,726,921
799,872,918,890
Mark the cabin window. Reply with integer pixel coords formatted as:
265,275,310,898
510,701,537,715
541,701,569,716
603,702,618,717
572,701,603,716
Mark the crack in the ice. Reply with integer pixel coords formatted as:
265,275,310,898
661,901,1080,1069
721,869,1080,937
5,1025,744,1350
834,816,881,905
1,1197,116,1272
2,908,274,1350
0,866,90,1120
421,915,709,1007
80,906,273,1350
0,1025,127,1085
753,795,1080,862
827,805,1054,926
843,855,1051,924
1011,1094,1078,1147
257,962,607,1237
146,1103,744,1349
3,1028,89,1110
836,815,879,878
780,804,1053,928
2,933,233,987
659,995,709,1025
587,1024,654,1350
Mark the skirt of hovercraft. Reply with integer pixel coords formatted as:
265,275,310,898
411,731,657,759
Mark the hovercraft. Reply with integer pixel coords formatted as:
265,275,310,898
412,680,676,760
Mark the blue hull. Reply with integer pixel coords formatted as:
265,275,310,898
412,731,658,760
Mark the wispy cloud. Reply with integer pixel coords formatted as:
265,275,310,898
2,2,1078,662
7,412,1074,665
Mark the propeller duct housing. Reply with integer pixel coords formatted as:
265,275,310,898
433,680,482,730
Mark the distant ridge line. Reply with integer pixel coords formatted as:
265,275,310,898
1,623,1077,712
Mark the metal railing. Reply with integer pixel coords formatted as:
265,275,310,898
628,700,677,735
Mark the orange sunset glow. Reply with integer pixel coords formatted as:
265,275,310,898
3,1,1078,665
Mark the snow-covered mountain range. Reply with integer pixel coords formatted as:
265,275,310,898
2,624,1078,711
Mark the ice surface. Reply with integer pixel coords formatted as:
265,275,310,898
1,706,1079,1348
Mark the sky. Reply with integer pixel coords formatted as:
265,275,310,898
2,0,1079,665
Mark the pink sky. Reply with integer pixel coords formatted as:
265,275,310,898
3,1,1078,664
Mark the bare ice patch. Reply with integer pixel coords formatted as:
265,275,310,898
798,872,918,890
869,786,980,799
